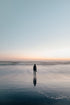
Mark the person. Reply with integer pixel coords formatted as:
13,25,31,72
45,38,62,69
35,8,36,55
33,64,37,86
33,64,37,72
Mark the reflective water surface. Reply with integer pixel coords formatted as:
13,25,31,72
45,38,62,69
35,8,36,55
0,64,70,105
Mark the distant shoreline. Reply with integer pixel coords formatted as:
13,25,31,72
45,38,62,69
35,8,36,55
0,60,70,66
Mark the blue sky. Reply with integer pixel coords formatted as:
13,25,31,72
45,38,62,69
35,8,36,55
0,0,70,60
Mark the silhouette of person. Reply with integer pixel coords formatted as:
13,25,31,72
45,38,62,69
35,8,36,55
33,64,37,86
33,64,37,72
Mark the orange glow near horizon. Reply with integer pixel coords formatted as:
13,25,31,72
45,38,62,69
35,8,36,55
0,55,70,61
20,57,70,61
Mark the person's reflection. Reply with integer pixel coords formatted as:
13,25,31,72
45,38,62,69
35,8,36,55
33,72,37,86
33,64,37,86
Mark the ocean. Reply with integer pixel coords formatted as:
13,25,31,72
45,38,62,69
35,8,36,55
0,61,70,105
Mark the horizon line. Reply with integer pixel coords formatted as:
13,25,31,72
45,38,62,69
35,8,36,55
1,57,70,61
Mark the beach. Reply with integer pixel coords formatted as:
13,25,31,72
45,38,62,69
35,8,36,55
0,61,70,105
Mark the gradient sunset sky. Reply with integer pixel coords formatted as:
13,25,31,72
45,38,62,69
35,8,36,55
0,0,70,60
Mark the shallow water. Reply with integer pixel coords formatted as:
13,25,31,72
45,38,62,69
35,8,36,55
0,64,70,105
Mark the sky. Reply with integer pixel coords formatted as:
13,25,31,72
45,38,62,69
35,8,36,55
0,0,70,60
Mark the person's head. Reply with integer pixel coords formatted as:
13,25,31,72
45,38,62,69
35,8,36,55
34,64,36,66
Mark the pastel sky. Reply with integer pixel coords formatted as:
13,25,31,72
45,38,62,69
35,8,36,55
0,0,70,60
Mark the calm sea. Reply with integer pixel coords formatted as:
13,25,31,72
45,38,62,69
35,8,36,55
0,61,70,105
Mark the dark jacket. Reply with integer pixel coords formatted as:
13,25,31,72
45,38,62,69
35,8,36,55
33,64,37,72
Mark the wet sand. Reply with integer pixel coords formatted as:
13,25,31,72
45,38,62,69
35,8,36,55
0,64,70,105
